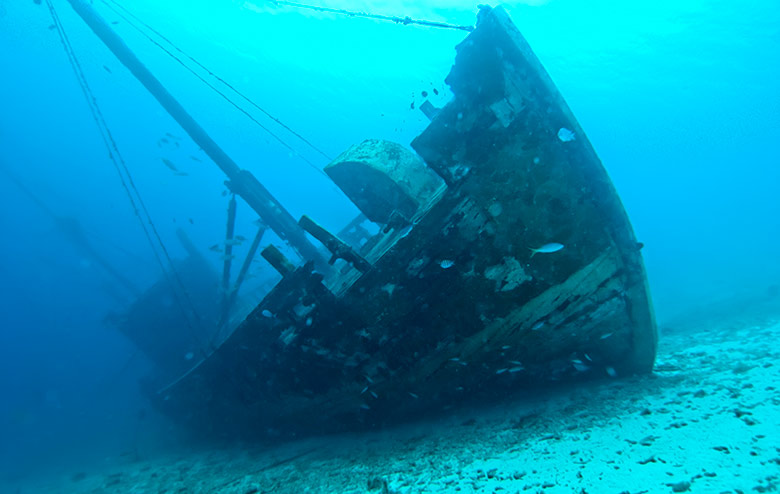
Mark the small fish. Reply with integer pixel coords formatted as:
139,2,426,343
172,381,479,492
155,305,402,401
605,366,617,377
399,225,414,238
600,332,613,340
433,88,439,95
173,171,188,177
531,321,545,330
161,158,178,172
224,238,243,246
370,391,378,399
188,218,194,224
103,65,112,74
189,155,202,162
160,138,170,145
557,127,576,142
529,242,564,258
208,244,221,252
220,254,235,262
495,368,508,375
440,259,455,269
361,386,368,394
111,20,119,25
235,235,247,242
421,90,428,97
572,361,590,372
48,24,56,30
261,309,273,318
408,392,419,399
508,366,524,373
165,132,181,140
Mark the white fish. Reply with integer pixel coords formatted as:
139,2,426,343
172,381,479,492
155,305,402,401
529,242,564,258
557,127,576,142
572,361,590,372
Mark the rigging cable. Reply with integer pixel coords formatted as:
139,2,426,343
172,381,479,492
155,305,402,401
102,0,334,168
263,0,475,32
45,0,210,355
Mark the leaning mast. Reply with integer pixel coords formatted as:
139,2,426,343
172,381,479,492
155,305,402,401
64,0,327,268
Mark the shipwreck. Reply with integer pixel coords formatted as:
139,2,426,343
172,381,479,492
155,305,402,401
63,1,656,437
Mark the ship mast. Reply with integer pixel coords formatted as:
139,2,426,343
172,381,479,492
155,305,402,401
64,0,328,269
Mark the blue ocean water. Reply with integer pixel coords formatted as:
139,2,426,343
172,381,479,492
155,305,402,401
0,0,778,487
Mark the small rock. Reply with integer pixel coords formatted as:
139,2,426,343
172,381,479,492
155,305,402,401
367,476,387,492
668,480,691,492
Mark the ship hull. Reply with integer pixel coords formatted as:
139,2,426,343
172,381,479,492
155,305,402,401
151,6,656,437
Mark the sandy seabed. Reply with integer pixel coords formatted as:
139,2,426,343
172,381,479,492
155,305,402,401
8,309,780,494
